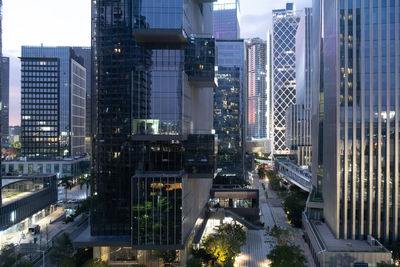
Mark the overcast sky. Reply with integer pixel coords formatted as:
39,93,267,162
3,0,311,126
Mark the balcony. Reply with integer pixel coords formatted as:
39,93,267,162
185,36,217,88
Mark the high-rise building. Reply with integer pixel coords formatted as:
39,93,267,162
285,8,312,166
1,57,9,142
72,47,92,155
247,38,267,139
214,39,245,177
77,1,217,265
271,3,300,154
20,46,87,158
303,1,399,265
213,0,240,39
316,0,400,242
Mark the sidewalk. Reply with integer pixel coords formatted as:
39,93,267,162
258,177,316,267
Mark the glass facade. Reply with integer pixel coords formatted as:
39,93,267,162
272,4,300,154
286,8,312,166
20,58,60,158
214,40,245,177
247,38,267,139
213,0,240,39
91,0,216,251
317,0,400,242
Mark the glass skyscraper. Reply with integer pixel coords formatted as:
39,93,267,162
83,1,217,265
214,40,245,178
272,3,300,154
247,38,267,139
312,0,400,243
20,46,87,158
213,0,240,39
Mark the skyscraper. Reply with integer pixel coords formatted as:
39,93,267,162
247,38,267,139
271,3,300,154
1,56,9,142
311,0,400,243
214,39,245,178
80,1,217,265
72,47,92,154
285,8,312,166
213,0,240,39
20,46,87,158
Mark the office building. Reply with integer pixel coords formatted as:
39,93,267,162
20,46,87,159
72,47,92,154
213,0,240,39
214,39,245,178
74,1,217,265
285,8,312,167
271,3,300,154
247,38,267,139
1,57,8,142
302,0,397,265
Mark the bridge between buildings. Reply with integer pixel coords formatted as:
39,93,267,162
275,160,312,192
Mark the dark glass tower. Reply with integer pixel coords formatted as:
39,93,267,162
88,0,216,263
214,40,245,178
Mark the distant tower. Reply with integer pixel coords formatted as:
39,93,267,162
20,46,87,159
246,38,267,139
271,3,300,154
213,0,240,39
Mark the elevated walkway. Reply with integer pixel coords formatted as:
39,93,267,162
275,160,312,192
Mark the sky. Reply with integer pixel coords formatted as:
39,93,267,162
3,0,311,126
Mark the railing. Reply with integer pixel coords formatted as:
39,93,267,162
275,160,312,192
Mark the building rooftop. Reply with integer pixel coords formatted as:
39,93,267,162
313,221,389,253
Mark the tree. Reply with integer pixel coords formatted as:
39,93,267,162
267,244,307,267
0,244,33,267
202,223,246,265
78,174,91,198
154,250,178,267
283,191,307,228
60,176,74,201
266,225,294,246
49,233,75,266
186,257,203,267
0,244,20,267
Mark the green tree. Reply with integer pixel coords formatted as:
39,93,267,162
202,223,246,265
49,233,75,266
0,244,20,267
266,225,294,246
203,235,230,264
154,250,177,267
258,168,266,179
186,257,203,267
283,191,306,228
60,175,74,201
267,244,307,267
